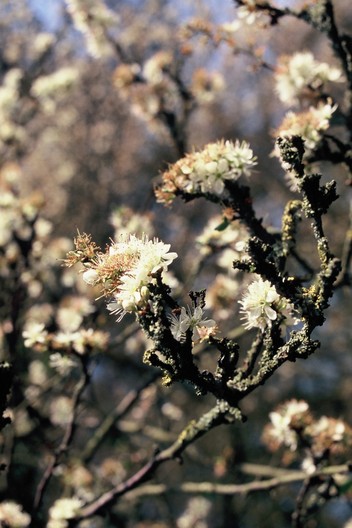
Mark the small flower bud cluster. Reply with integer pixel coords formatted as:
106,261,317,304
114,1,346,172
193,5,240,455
239,277,298,332
156,139,257,203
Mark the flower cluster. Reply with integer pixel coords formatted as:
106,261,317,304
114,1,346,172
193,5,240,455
273,101,337,151
263,400,352,465
275,52,342,106
169,306,217,343
31,67,79,114
65,233,177,322
308,416,352,459
0,162,46,258
156,140,257,203
0,70,26,154
0,501,30,527
239,277,298,332
190,68,225,104
272,101,338,191
47,497,83,528
221,0,268,32
23,321,109,356
264,399,312,452
64,0,120,58
142,51,173,86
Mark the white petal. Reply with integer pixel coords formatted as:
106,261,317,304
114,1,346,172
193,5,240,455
264,305,277,321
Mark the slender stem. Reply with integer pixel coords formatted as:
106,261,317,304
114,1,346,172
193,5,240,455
82,372,160,463
77,464,351,501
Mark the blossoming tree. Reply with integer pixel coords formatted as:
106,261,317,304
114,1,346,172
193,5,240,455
1,1,352,527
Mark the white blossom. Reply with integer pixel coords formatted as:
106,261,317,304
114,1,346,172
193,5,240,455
269,400,310,451
86,234,178,321
82,268,99,285
169,306,216,342
49,353,77,375
47,497,83,528
239,277,298,331
31,67,79,99
274,101,337,152
22,322,48,348
157,140,257,203
275,52,342,106
64,0,120,58
0,501,30,527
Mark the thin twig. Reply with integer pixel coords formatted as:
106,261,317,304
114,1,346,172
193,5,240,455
291,475,316,528
82,371,161,462
335,202,352,287
105,464,351,501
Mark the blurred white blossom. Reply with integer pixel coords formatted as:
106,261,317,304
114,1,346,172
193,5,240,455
64,0,120,58
268,399,310,451
50,396,73,426
177,497,212,528
47,497,83,528
49,353,77,375
275,52,342,106
22,322,48,349
0,501,30,527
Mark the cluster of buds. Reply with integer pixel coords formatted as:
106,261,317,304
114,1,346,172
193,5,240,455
156,139,257,203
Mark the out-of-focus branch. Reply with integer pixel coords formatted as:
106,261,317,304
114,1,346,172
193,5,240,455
74,400,241,520
105,463,352,501
32,358,90,512
81,371,161,462
335,201,352,287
